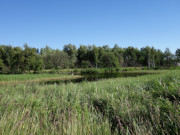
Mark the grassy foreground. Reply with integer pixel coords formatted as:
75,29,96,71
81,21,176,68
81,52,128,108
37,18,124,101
0,71,180,134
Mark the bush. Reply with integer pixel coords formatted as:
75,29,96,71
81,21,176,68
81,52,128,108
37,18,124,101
73,69,79,73
49,69,60,74
123,68,128,71
116,68,121,72
81,60,91,68
0,59,4,71
2,66,10,74
154,66,160,70
81,68,100,74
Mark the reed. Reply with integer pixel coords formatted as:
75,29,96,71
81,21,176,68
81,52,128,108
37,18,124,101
0,70,179,134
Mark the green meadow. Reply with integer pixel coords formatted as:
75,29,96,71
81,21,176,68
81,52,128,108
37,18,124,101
0,70,180,134
0,74,82,85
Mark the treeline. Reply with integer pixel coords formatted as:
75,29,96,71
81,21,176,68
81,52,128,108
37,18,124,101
0,44,180,73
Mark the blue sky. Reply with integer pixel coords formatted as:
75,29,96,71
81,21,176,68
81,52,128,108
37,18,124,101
0,0,180,53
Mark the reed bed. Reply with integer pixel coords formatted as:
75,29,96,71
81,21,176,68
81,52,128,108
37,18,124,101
0,70,179,134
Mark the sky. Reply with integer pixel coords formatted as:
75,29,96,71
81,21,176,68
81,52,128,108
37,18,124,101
0,0,180,53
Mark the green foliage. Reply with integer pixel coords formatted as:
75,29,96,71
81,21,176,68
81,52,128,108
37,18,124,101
50,50,69,69
0,71,179,134
49,69,59,74
77,45,88,66
175,48,180,61
145,74,180,101
115,68,121,72
81,68,100,74
33,57,43,72
100,52,119,68
0,74,80,82
81,60,91,68
0,59,4,71
164,48,174,68
124,46,140,66
0,44,179,73
0,44,44,73
63,44,77,68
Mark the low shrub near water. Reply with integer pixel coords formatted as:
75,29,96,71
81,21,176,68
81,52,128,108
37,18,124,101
169,66,180,70
0,70,179,134
49,69,61,74
81,68,100,74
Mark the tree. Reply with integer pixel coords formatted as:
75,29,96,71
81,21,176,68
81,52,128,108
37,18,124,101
40,46,53,69
100,52,119,68
85,45,99,68
0,44,179,72
77,45,88,67
175,48,180,61
164,48,174,68
33,55,43,72
22,44,43,72
42,55,53,69
124,47,140,67
140,46,152,69
0,59,4,71
40,45,52,56
98,47,105,62
11,47,24,73
3,46,15,70
103,45,111,52
51,50,70,69
151,47,156,68
112,44,124,66
92,45,99,68
154,49,164,67
0,46,5,71
63,44,77,68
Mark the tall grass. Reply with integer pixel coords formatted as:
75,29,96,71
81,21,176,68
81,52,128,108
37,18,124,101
0,74,81,82
0,70,179,134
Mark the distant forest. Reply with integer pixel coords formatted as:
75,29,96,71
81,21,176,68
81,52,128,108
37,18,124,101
0,44,180,73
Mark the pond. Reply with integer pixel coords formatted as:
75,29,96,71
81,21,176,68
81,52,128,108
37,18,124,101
41,72,149,85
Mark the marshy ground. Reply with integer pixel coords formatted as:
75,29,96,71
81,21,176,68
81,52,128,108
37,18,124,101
0,70,179,134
